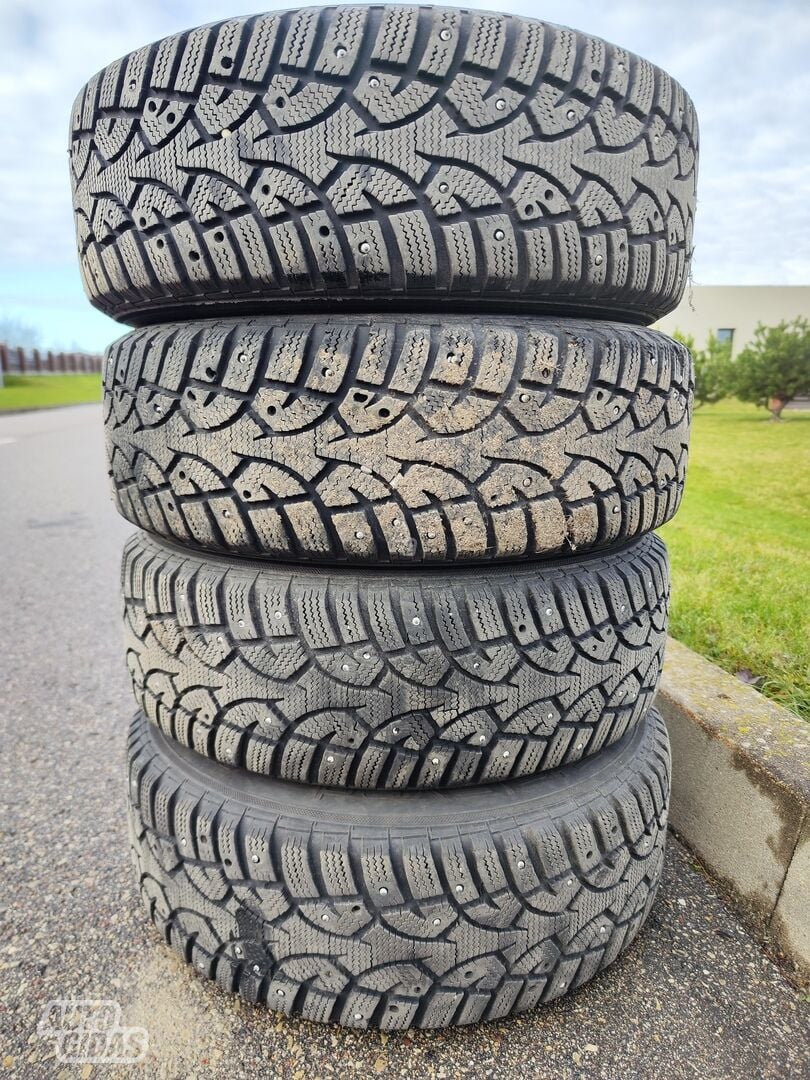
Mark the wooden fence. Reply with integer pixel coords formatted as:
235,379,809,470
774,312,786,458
0,343,103,375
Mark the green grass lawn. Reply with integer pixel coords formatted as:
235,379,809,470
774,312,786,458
660,400,810,720
0,373,101,411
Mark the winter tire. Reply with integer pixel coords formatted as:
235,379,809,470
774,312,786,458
105,314,692,565
128,703,670,1029
123,530,668,789
71,6,697,324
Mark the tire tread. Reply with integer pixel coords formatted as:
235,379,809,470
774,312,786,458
128,707,670,1028
123,531,669,789
71,6,698,323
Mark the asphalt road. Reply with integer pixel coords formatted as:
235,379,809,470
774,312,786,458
0,403,807,1080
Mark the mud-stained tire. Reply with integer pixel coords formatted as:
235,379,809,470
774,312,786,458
71,6,697,324
105,314,692,566
128,705,670,1029
123,530,669,789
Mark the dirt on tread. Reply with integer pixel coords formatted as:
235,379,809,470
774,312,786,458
105,314,692,566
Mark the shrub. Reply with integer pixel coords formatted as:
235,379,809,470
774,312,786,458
734,318,810,419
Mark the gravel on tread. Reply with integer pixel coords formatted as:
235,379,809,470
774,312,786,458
128,704,671,1030
123,530,669,789
70,5,698,324
105,314,692,565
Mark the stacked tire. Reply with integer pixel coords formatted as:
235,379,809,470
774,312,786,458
71,5,696,1030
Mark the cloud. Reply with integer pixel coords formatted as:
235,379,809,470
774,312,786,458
0,0,808,347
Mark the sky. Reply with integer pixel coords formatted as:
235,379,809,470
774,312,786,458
1,0,809,352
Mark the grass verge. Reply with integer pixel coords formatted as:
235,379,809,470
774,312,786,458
0,373,101,411
660,400,809,720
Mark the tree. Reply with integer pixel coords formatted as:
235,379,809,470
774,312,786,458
733,318,810,420
672,330,733,407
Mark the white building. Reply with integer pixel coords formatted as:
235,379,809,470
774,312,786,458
654,285,810,357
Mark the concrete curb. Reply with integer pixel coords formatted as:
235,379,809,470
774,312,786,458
658,638,809,980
